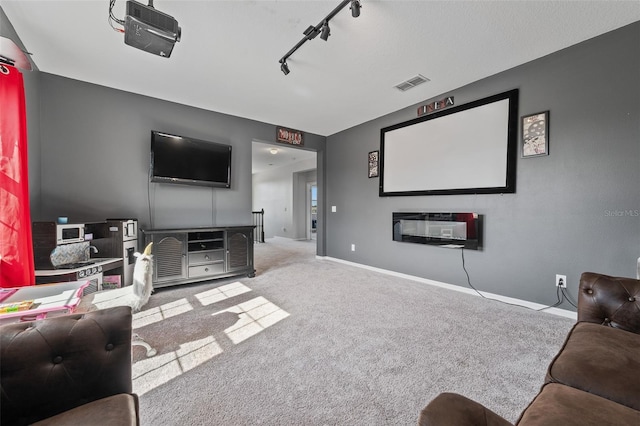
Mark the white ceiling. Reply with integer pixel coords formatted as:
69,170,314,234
2,1,640,139
252,141,316,174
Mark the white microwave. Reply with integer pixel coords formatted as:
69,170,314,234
56,223,85,245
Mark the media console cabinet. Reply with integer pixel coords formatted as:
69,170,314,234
142,226,255,288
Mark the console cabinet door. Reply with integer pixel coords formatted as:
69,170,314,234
226,228,253,273
151,233,187,283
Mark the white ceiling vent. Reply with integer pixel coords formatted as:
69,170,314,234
394,74,430,92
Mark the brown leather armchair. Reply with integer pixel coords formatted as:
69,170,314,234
1,306,139,426
419,272,640,426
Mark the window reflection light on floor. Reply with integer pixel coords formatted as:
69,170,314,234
133,336,223,396
195,281,252,306
132,283,289,396
216,296,290,344
133,298,193,329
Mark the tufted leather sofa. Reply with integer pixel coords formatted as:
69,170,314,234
418,272,640,426
0,306,139,426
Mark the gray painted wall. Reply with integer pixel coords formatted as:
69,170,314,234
36,74,326,235
325,22,640,310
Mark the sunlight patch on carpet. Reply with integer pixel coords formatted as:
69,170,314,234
213,296,290,344
195,281,251,306
133,298,193,328
133,336,223,396
132,284,290,396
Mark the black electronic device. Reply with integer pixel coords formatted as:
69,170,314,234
124,0,181,58
150,131,232,188
392,212,483,250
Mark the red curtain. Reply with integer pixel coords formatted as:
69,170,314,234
0,64,34,287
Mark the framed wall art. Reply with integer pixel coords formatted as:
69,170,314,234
521,111,549,158
368,150,379,178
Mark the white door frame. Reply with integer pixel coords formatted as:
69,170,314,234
306,182,317,240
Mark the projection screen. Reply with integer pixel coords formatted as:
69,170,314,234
379,89,519,196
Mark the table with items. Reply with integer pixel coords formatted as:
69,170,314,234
0,281,90,324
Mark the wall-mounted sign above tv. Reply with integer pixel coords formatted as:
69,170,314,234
150,131,232,188
380,89,519,196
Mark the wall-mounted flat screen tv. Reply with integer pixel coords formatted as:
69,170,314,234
150,131,232,188
380,89,519,196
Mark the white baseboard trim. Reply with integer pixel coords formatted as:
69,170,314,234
317,255,577,320
271,236,314,242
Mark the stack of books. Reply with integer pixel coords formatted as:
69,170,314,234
0,300,34,315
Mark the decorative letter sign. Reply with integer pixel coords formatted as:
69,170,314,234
417,96,455,117
276,126,304,146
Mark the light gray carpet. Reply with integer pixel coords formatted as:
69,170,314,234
135,238,573,425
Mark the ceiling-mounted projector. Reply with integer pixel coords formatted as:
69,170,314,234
124,0,181,58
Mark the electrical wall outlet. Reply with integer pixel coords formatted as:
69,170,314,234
555,274,567,288
351,244,355,251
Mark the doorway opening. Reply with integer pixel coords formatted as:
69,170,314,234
251,140,317,247
307,183,317,240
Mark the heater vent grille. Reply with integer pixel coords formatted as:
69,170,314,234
394,74,430,92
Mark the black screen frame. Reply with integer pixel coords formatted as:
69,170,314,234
379,89,519,197
150,131,232,188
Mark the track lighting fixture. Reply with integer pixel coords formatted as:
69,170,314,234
350,0,361,18
320,21,331,41
280,61,290,75
278,0,362,75
303,25,320,41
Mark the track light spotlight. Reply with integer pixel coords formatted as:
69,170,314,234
279,0,362,74
350,0,361,18
304,25,320,41
280,61,290,75
320,21,331,41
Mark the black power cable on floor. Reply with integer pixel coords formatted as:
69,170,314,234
560,286,578,308
461,248,570,312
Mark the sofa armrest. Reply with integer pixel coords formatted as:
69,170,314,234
1,306,133,426
418,393,513,426
578,272,640,333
